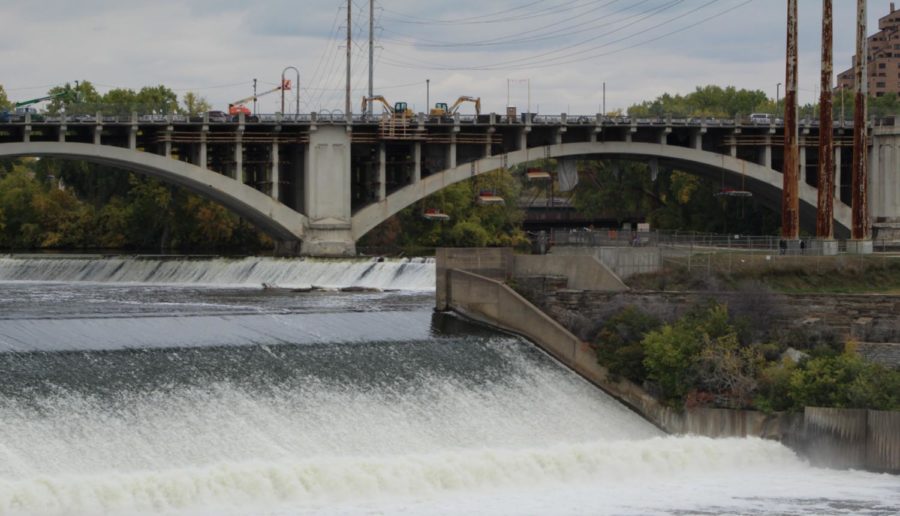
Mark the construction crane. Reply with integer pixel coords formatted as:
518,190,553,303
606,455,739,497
430,96,481,117
1,87,77,122
361,95,414,119
228,80,290,116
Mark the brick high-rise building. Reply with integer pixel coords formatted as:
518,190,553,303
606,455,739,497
836,2,900,96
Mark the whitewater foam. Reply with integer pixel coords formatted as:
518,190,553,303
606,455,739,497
0,256,435,290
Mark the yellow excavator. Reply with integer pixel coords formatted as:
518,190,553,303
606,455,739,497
430,96,481,117
361,95,414,119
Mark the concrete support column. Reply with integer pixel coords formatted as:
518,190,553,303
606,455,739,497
164,125,173,159
448,133,457,170
235,113,245,182
271,142,280,201
199,112,209,169
413,141,422,183
94,112,103,145
799,139,807,184
660,127,671,145
691,129,703,150
291,145,304,213
763,135,773,169
23,112,31,143
487,113,497,154
128,112,137,149
517,127,527,151
199,139,208,169
302,125,354,256
730,127,740,158
378,142,387,201
58,122,67,143
234,141,243,182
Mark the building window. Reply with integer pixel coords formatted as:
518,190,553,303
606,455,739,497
876,82,886,88
879,63,887,68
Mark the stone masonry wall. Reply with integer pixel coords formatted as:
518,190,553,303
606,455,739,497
514,282,900,366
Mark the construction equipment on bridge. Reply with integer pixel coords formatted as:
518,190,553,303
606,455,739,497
361,96,414,119
0,87,77,122
229,79,290,116
429,96,481,117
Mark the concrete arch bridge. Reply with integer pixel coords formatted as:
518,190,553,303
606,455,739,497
1,112,897,255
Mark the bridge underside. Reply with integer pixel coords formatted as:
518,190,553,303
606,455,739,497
0,142,308,245
352,141,852,240
0,139,857,255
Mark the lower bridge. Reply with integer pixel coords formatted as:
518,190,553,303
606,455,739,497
1,112,898,255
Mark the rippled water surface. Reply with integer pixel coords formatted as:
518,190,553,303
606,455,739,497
0,256,897,515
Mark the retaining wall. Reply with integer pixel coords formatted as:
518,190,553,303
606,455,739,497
442,267,801,441
436,248,900,473
803,407,900,472
549,245,663,278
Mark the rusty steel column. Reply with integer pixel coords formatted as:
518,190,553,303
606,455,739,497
817,0,835,238
851,0,869,240
782,0,800,240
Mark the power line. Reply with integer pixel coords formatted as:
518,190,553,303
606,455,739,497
381,0,550,25
381,0,646,50
379,0,719,71
379,0,749,72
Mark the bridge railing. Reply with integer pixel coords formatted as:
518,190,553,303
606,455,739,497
551,228,898,254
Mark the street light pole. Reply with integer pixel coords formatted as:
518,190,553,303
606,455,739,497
426,78,430,112
776,82,781,108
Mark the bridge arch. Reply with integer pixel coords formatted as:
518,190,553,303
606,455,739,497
0,142,307,242
352,141,851,239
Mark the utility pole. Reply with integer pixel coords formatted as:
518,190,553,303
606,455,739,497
426,79,430,111
602,82,606,115
851,0,870,243
816,0,835,240
368,0,374,116
781,0,800,241
346,0,352,122
252,78,258,115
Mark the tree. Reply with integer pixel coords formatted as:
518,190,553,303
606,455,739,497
361,168,528,252
45,81,102,115
182,91,212,116
0,84,10,110
134,85,178,114
628,85,770,118
593,306,661,383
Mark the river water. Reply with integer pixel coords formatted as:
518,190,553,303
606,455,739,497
0,256,897,515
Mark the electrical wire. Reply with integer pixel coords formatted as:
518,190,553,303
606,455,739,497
381,0,553,25
377,0,685,70
381,0,649,50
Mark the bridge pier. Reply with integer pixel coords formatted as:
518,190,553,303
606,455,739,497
762,135,773,169
300,228,356,257
413,142,422,183
128,113,137,149
271,142,280,201
377,143,387,201
303,126,354,256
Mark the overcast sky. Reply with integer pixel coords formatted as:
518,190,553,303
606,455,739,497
0,0,895,115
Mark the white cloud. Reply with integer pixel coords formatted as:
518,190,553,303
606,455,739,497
1,0,895,114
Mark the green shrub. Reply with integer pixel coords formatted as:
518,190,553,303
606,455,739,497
592,307,660,383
